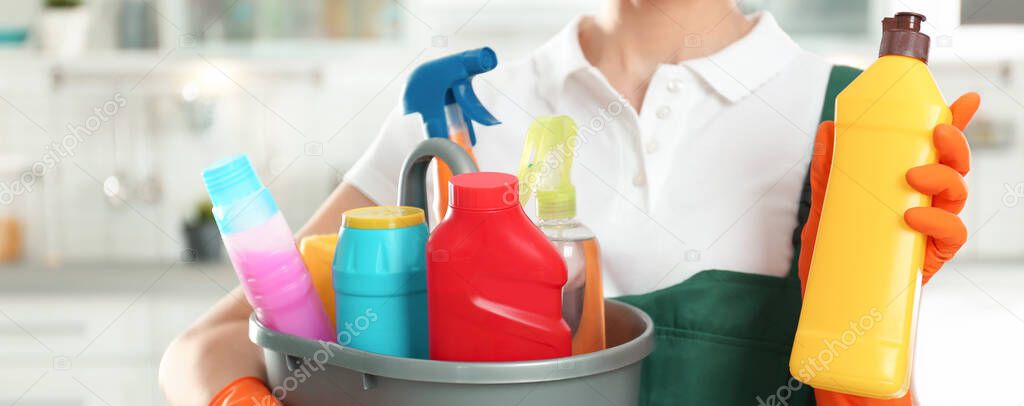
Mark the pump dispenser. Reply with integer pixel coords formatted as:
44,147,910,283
791,12,949,398
519,116,606,355
403,48,500,221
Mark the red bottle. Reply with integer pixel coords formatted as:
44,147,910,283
427,172,571,361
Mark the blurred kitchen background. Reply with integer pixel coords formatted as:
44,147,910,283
0,0,1023,404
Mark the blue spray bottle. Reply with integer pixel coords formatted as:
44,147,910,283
403,47,500,220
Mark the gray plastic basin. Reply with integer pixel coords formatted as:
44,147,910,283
250,299,654,406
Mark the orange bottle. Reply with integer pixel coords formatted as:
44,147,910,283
299,234,338,328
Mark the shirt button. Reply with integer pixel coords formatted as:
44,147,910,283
633,174,647,187
667,79,683,93
656,106,671,119
645,140,658,154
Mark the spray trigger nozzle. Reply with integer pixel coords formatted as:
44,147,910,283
403,47,501,145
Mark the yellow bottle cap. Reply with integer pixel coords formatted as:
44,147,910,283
342,206,425,230
518,116,578,220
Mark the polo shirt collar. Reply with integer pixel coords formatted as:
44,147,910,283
683,12,801,103
533,12,800,105
533,15,593,106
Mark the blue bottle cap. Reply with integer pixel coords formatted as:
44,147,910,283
203,154,261,207
202,154,278,234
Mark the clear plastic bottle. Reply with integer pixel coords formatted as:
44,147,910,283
520,116,606,355
539,218,605,354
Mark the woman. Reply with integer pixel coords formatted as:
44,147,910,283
160,0,978,404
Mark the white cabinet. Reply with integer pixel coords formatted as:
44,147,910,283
0,297,153,359
0,272,231,406
0,366,157,406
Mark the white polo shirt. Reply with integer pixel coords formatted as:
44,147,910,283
344,12,833,297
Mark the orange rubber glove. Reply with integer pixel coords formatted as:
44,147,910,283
209,376,280,406
798,92,980,405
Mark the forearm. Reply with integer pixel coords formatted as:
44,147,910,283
159,289,265,405
160,320,265,405
295,181,376,239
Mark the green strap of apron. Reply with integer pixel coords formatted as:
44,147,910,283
616,65,861,406
787,64,863,282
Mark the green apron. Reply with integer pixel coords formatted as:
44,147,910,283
616,65,861,406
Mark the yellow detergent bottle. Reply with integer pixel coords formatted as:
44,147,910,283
790,12,950,399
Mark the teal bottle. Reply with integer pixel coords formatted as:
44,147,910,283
332,206,429,358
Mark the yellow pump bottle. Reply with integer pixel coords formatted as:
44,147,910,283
790,12,950,399
518,116,606,355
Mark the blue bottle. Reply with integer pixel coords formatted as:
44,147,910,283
332,206,429,358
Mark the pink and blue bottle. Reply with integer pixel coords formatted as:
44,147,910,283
202,155,334,342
